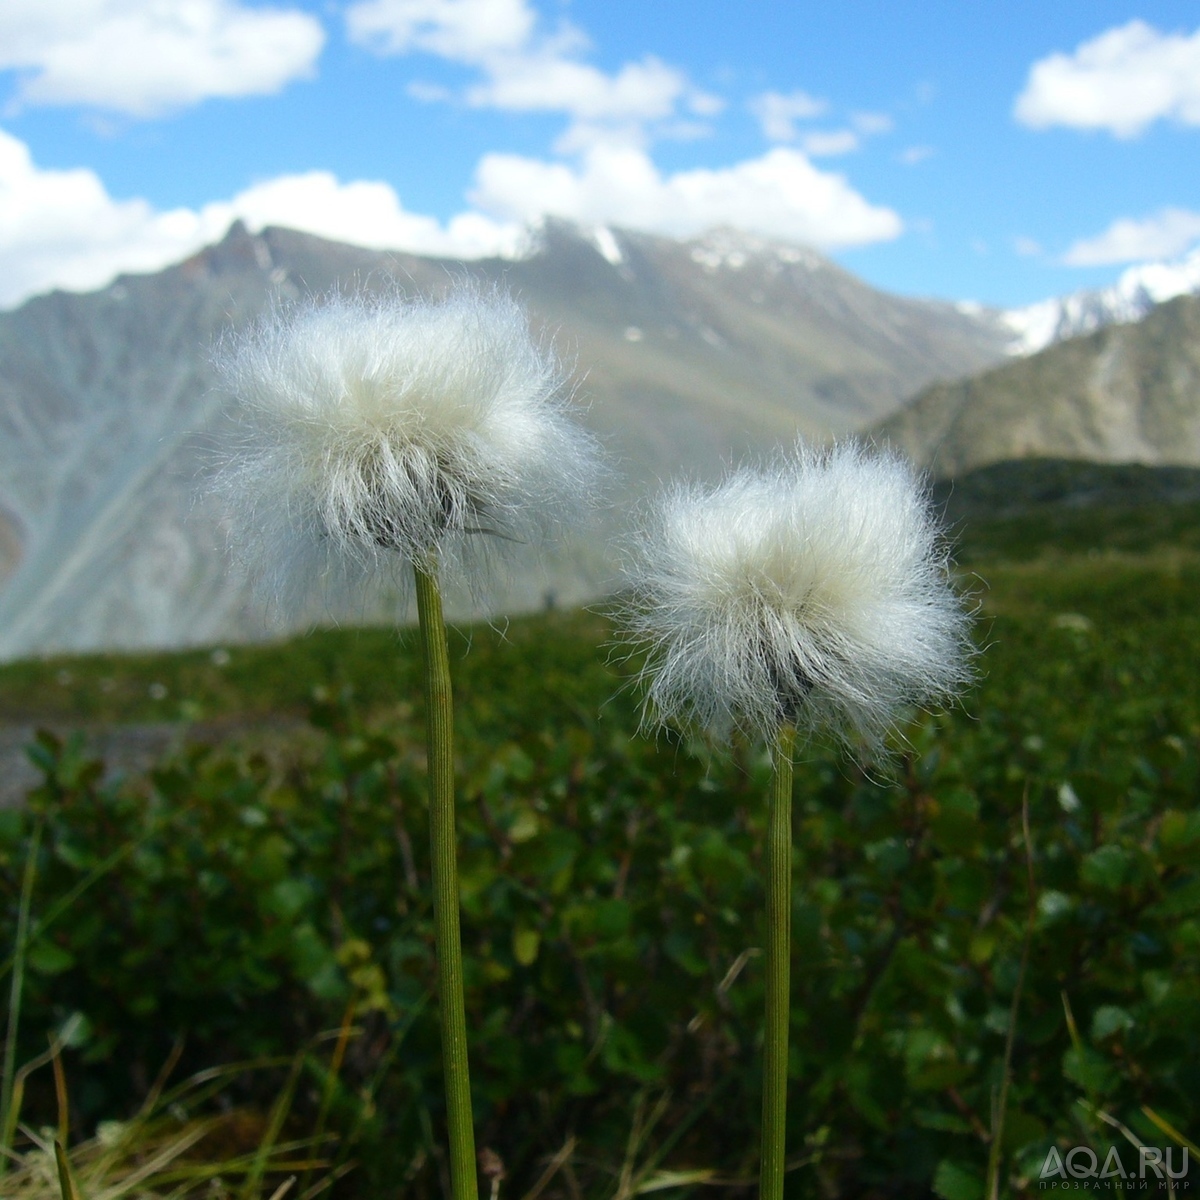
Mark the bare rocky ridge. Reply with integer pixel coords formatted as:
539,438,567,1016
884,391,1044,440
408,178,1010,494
0,220,1011,659
877,293,1200,478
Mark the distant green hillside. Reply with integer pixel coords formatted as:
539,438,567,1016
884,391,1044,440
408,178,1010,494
878,293,1200,476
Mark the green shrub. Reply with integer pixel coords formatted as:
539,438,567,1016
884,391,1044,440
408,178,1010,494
1,526,1198,1197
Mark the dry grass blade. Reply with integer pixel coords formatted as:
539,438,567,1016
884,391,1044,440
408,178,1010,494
266,1176,297,1200
2,1114,329,1200
296,1158,357,1200
0,1050,340,1200
54,1141,82,1200
91,1119,217,1200
238,1052,306,1200
632,1168,718,1193
1141,1106,1200,1157
518,1136,576,1200
297,1003,358,1200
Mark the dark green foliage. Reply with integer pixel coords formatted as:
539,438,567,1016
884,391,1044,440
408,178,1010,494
934,457,1200,564
1,497,1198,1198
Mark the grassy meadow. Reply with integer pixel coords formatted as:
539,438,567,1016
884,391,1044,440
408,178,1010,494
0,463,1197,1199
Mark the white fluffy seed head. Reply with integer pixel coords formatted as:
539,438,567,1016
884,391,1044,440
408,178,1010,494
620,442,974,748
213,285,603,605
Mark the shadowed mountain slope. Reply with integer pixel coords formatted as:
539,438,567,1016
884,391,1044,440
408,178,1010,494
0,220,1010,658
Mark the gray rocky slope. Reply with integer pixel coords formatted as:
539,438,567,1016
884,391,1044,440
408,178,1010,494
0,220,1011,658
877,292,1200,478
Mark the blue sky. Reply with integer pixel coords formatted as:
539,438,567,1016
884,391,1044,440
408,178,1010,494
2,0,1199,310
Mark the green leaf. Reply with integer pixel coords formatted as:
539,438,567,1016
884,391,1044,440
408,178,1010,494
513,927,540,966
266,878,314,919
932,1159,983,1200
508,808,540,843
0,810,24,845
1080,844,1132,890
1090,1005,1133,1041
1158,809,1200,865
1063,1045,1118,1097
1037,890,1074,924
864,837,910,876
1146,878,1200,919
929,789,981,853
27,941,75,975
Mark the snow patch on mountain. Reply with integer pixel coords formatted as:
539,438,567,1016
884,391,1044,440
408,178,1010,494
1003,247,1200,355
685,227,827,274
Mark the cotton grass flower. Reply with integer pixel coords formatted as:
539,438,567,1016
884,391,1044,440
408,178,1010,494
618,441,973,1200
621,441,972,749
215,284,601,605
215,284,603,1200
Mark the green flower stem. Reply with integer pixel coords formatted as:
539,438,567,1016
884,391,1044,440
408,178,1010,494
761,722,796,1200
414,560,478,1200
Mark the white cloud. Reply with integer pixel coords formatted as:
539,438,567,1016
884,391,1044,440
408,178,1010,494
751,95,894,154
407,79,452,102
0,128,520,308
688,91,725,118
851,111,893,135
345,0,538,63
467,53,686,122
1015,20,1200,137
0,109,902,309
898,145,934,166
0,0,325,117
347,0,716,143
800,129,859,157
470,143,902,249
749,90,826,141
1063,208,1200,265
220,171,522,258
0,127,221,305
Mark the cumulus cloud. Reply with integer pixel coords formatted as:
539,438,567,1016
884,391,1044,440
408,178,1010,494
749,90,827,141
470,143,902,249
0,127,221,305
222,171,522,258
345,0,538,62
1063,208,1200,265
1015,20,1200,137
800,129,859,157
467,53,686,122
751,94,894,156
0,128,520,308
346,0,715,142
0,73,902,309
0,0,325,117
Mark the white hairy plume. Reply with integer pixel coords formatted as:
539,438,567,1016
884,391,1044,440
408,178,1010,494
214,285,602,604
621,443,973,747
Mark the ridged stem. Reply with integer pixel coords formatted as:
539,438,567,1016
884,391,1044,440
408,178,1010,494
760,722,796,1200
414,560,478,1200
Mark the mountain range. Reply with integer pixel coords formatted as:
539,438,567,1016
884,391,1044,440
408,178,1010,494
0,220,1012,659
